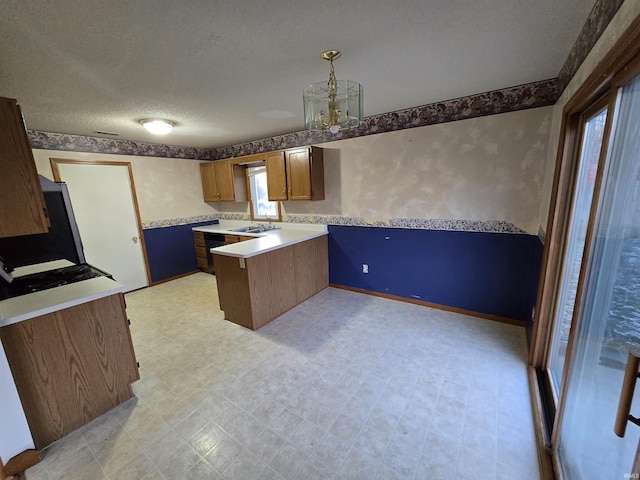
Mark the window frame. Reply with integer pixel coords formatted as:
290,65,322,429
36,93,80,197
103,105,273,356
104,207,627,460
246,167,282,222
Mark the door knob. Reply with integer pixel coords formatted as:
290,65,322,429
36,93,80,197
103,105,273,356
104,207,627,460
132,236,139,244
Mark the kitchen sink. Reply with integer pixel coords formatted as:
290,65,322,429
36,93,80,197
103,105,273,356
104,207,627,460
228,225,280,233
229,226,262,233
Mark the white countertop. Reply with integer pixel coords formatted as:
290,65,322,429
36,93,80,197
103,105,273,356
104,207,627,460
193,221,328,259
0,264,125,328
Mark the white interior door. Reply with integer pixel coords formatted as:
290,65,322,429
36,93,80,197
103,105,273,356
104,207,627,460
56,162,148,291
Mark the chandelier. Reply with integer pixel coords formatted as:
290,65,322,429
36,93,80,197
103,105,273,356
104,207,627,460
303,50,363,134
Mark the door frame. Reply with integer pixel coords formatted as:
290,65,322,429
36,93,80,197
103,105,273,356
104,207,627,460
543,93,613,410
529,12,640,478
49,158,152,287
530,13,640,370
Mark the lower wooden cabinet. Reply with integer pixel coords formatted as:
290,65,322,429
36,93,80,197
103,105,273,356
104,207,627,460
0,294,139,449
224,235,255,244
213,235,328,330
193,231,208,272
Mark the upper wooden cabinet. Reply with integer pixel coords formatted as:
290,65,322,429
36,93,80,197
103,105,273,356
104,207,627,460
0,97,49,238
266,147,324,201
200,159,248,202
265,151,288,201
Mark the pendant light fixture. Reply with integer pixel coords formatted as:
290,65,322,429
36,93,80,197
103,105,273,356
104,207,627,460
303,50,363,134
140,119,174,135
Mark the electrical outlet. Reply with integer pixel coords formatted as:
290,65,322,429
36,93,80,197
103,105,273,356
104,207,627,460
362,264,369,274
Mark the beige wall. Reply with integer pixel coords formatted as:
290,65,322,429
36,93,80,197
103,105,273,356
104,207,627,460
32,149,216,223
33,106,552,234
537,0,640,234
283,107,552,234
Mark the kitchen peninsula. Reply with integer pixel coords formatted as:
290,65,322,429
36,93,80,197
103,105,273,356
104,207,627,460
193,223,328,330
0,261,139,450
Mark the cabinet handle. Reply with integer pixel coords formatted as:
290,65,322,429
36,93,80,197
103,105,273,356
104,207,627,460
282,188,286,194
615,347,640,437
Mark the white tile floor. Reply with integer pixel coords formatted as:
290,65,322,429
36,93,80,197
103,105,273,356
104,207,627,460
23,273,540,479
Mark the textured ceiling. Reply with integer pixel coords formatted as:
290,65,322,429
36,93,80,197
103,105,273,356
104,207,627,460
0,0,596,149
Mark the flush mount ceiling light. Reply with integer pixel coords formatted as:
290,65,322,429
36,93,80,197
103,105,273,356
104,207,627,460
140,119,174,135
303,50,363,134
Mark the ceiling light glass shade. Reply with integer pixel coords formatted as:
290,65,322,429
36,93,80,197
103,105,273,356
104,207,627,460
303,50,363,133
304,79,363,132
140,119,174,135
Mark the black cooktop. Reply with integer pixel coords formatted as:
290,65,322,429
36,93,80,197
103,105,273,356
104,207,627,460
0,263,113,301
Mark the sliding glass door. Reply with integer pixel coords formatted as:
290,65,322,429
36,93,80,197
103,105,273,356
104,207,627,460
546,105,608,402
555,73,640,478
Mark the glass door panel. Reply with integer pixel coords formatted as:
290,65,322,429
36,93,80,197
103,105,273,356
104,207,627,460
547,108,608,400
557,73,640,479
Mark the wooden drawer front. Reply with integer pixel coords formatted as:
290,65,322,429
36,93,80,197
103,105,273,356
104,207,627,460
239,236,255,242
195,245,207,257
193,231,205,246
197,256,209,270
225,235,239,244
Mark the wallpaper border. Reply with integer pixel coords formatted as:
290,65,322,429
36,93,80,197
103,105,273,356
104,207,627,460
557,0,625,94
208,79,558,159
143,214,527,235
28,79,557,160
27,130,211,160
25,2,618,161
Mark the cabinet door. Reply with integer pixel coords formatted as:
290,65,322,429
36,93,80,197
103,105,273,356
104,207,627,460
0,294,138,449
285,148,313,200
193,232,208,271
214,160,236,201
265,151,288,201
0,97,49,237
200,162,219,201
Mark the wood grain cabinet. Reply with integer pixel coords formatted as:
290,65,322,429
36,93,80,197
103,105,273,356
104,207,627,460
223,234,255,244
200,159,248,202
213,235,328,330
265,147,324,201
193,231,208,272
0,293,139,449
0,97,49,238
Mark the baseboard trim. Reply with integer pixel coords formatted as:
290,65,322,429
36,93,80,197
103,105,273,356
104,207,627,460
1,449,40,478
149,270,201,286
329,284,527,327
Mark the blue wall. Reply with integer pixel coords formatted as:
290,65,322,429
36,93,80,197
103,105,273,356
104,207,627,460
143,221,217,284
328,225,543,322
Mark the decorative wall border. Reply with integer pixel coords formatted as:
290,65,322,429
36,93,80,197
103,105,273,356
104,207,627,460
208,79,558,159
557,0,625,94
28,79,557,160
142,214,218,229
538,225,546,245
27,130,211,160
143,213,528,235
26,2,618,162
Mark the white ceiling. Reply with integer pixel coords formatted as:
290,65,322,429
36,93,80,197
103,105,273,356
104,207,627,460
0,0,596,149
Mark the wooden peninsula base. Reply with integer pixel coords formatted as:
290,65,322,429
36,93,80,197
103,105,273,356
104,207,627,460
214,235,328,330
0,293,139,449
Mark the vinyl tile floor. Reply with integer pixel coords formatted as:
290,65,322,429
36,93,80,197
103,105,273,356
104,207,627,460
24,273,540,480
